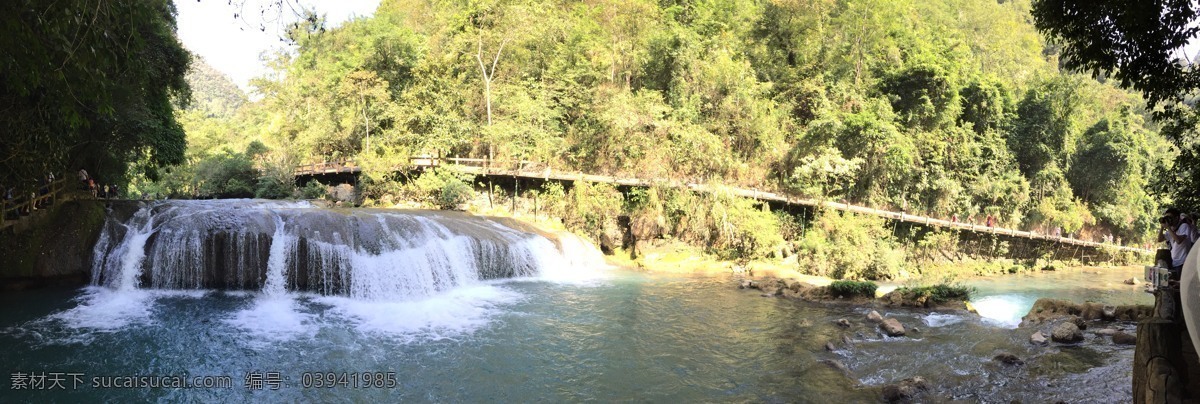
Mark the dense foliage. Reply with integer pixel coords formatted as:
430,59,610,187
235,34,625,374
1030,0,1200,211
147,0,1174,245
827,280,879,299
0,0,191,190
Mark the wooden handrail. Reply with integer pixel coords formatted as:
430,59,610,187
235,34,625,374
1,176,73,231
290,157,1151,255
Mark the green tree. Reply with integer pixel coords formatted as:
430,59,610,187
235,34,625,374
0,0,191,187
1008,76,1085,177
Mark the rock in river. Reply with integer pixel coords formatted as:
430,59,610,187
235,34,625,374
992,353,1024,366
1030,331,1047,345
882,376,929,403
835,318,851,328
867,310,884,323
1112,331,1137,345
1051,322,1083,343
881,318,906,337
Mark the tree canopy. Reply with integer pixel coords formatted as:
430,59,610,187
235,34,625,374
0,0,191,188
139,0,1174,244
1031,0,1200,209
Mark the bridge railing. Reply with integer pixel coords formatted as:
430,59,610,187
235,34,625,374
415,157,542,172
293,157,1150,254
294,160,360,176
1,177,70,231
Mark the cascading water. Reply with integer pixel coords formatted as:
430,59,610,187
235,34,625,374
89,200,604,300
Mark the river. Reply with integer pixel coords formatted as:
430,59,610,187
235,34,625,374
0,201,1153,402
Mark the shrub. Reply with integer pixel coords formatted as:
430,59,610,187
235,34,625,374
300,180,328,200
254,177,292,199
828,280,878,298
405,169,474,210
706,190,784,259
562,181,623,242
896,284,974,303
796,209,906,280
192,150,257,198
438,179,473,210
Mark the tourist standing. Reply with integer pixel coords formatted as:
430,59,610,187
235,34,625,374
77,168,89,190
1162,208,1193,277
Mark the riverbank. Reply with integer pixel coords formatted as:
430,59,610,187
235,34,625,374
0,199,108,290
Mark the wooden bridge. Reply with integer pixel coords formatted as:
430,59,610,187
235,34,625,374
294,157,1152,256
1,177,72,232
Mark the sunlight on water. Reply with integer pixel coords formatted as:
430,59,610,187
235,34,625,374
970,295,1029,328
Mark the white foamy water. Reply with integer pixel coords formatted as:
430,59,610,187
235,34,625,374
68,200,610,340
313,284,525,341
22,287,209,344
921,312,964,327
225,296,316,343
971,295,1028,328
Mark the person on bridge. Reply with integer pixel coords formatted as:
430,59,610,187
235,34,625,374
1162,208,1193,278
77,168,89,190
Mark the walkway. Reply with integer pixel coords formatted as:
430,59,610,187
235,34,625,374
1,177,72,232
294,157,1152,255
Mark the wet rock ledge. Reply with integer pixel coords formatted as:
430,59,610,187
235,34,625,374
738,277,969,311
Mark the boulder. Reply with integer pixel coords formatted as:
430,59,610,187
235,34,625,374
1112,331,1137,345
1069,315,1087,330
1095,328,1118,336
881,318,906,337
1051,322,1084,343
835,318,851,328
1124,277,1138,285
825,341,837,351
739,280,755,289
1030,331,1048,345
867,310,884,323
993,353,1024,366
881,376,929,403
1021,298,1152,325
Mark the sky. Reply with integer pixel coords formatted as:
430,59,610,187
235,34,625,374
175,0,381,93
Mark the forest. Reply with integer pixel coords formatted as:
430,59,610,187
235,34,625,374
147,0,1174,250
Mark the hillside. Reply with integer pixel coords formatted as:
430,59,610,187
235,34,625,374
157,0,1171,245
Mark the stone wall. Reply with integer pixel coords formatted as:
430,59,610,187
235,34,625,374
1132,289,1200,402
0,199,110,290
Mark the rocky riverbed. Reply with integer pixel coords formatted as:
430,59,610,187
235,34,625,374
737,276,1155,402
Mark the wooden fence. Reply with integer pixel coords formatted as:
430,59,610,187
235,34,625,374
1,177,71,231
294,157,1152,255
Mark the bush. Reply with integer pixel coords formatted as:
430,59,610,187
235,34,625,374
828,280,878,298
795,209,906,280
707,191,784,259
405,169,474,210
255,177,293,199
438,179,472,210
896,284,974,303
300,180,328,200
562,181,623,242
192,150,257,198
655,187,784,259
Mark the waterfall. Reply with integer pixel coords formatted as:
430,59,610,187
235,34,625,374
90,200,605,300
262,213,294,297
